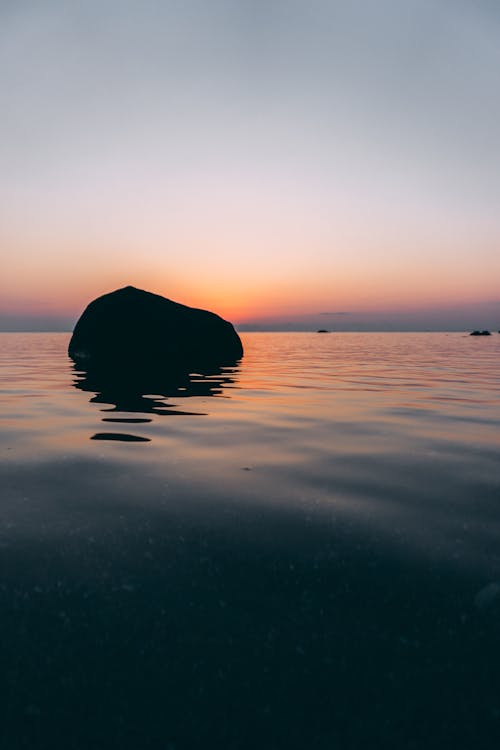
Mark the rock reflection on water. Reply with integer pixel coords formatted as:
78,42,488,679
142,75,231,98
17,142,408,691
90,432,152,442
71,360,240,440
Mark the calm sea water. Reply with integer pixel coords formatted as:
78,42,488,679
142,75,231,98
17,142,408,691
1,331,500,749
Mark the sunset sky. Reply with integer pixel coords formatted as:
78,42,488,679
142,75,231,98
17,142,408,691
1,0,499,331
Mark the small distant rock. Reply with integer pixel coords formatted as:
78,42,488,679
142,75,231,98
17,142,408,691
474,582,500,610
470,330,491,336
316,329,329,333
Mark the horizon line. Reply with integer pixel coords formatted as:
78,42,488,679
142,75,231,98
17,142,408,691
1,327,497,334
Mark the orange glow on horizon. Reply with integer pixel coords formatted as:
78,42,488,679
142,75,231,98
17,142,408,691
2,230,500,327
3,269,499,327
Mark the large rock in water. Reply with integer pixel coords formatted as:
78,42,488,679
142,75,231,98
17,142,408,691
68,286,243,368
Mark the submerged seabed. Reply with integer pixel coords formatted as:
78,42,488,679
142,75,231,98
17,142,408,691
1,331,500,749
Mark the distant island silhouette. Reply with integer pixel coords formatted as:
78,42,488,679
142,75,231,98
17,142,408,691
470,330,491,336
68,286,243,368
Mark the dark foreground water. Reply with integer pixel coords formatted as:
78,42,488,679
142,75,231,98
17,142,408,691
1,331,500,749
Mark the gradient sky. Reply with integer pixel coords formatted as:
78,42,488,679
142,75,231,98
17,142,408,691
1,0,499,330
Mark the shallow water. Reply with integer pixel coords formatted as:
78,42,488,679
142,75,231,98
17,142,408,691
1,331,500,748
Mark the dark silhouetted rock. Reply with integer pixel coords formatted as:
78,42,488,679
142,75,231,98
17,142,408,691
316,329,329,333
470,330,491,336
69,286,243,368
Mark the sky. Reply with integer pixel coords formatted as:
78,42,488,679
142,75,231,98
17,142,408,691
1,0,499,331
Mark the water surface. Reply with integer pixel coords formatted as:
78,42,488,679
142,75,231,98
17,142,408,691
1,332,500,748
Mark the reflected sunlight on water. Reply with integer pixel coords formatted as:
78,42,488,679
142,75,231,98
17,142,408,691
1,331,500,571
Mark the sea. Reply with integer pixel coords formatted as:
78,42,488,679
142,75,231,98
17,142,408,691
1,331,500,749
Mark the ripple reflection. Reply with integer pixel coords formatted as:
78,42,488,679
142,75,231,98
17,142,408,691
72,360,240,440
